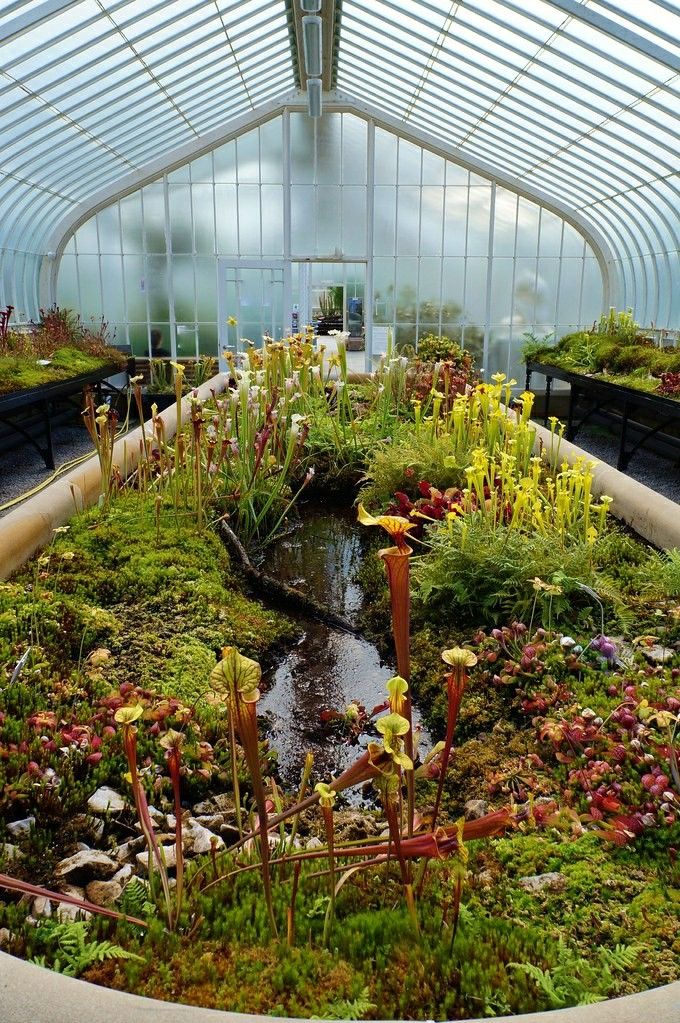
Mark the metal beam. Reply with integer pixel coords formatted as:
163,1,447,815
0,0,82,44
548,0,680,73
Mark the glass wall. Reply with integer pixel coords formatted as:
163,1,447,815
57,109,603,375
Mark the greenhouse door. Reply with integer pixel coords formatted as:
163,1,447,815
217,260,289,366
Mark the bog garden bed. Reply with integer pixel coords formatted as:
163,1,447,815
0,327,678,1020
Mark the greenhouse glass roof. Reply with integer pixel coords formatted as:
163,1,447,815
0,0,678,323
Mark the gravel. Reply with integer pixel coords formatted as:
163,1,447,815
0,421,96,518
574,424,680,504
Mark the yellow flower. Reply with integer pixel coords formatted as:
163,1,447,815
386,675,408,715
441,648,477,669
170,362,185,375
376,713,413,771
114,705,144,726
357,504,415,550
227,316,238,327
315,782,337,809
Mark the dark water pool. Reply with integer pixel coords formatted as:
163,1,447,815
258,505,429,800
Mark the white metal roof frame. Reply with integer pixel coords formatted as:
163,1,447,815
0,0,677,325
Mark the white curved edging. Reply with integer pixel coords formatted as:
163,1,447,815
0,373,229,581
530,423,680,550
0,952,678,1023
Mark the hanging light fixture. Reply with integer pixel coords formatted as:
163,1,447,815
302,15,322,77
300,0,321,10
307,78,322,118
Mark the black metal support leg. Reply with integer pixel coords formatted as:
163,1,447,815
566,384,577,440
617,401,630,470
543,376,552,426
525,366,532,392
41,399,55,470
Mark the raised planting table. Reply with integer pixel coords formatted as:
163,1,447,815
525,360,680,471
0,362,124,469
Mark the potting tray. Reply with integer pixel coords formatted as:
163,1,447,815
526,360,680,470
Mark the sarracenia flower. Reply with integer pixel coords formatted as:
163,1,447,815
315,782,337,809
357,504,415,552
386,675,409,715
441,648,478,670
375,712,413,771
114,705,144,726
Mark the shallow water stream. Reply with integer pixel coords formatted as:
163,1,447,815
258,504,429,800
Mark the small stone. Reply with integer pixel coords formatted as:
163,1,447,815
581,708,597,721
88,648,112,667
192,793,234,816
560,636,576,649
464,799,489,820
32,897,52,918
55,849,118,880
112,836,146,862
70,814,105,843
112,863,134,886
643,644,674,665
55,885,91,922
7,817,35,839
0,844,24,862
334,810,380,842
75,842,91,852
306,836,324,850
193,813,224,831
184,819,225,855
136,845,176,871
518,872,566,894
87,786,126,815
85,880,123,907
0,928,11,948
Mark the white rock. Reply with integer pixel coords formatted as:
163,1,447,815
32,897,52,918
87,786,126,815
0,928,11,948
112,863,134,885
306,837,324,850
0,844,24,862
55,885,91,922
54,849,118,879
136,845,176,871
464,799,489,820
518,872,566,893
184,819,225,855
7,817,35,839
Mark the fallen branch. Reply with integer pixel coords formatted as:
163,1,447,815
218,520,359,634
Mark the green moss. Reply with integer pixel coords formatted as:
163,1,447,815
0,346,122,395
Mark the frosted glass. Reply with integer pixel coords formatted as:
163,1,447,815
316,186,341,254
237,184,262,255
373,186,396,256
374,129,398,185
213,141,237,183
192,184,215,255
56,255,79,310
123,255,146,322
236,131,260,184
197,323,218,356
168,185,193,254
341,115,367,185
214,184,238,253
467,188,492,257
172,256,196,322
142,186,166,254
316,116,342,186
420,187,444,256
145,255,170,322
77,255,102,317
290,184,314,255
96,206,121,254
195,258,217,322
120,193,144,252
259,119,283,184
396,186,420,256
398,139,422,185
341,187,367,255
100,255,124,322
260,185,284,255
291,113,315,185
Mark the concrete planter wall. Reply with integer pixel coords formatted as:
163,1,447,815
0,394,679,1020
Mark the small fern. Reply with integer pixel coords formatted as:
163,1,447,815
318,987,377,1020
30,920,143,978
119,876,154,920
